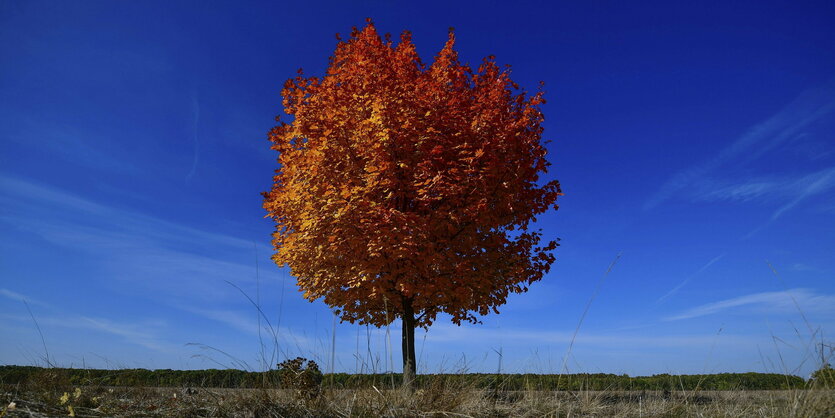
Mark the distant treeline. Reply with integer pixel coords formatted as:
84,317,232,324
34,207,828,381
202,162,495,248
327,372,807,391
0,365,805,391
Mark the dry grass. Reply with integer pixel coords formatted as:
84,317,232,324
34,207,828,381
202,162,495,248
3,372,834,417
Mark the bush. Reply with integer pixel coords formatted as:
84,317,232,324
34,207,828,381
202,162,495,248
810,363,834,388
276,357,323,399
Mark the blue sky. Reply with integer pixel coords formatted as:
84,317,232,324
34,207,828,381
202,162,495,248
1,0,834,377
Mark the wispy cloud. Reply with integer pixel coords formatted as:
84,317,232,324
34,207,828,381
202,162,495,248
691,165,835,208
0,288,48,308
656,252,727,303
741,166,835,238
1,313,174,352
0,175,275,304
768,167,835,221
791,263,819,273
0,175,254,251
665,288,835,321
424,322,753,348
180,306,263,336
0,118,138,174
179,306,312,347
698,180,782,203
78,316,172,351
645,78,835,210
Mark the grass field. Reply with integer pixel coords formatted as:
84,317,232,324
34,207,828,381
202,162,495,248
2,367,834,417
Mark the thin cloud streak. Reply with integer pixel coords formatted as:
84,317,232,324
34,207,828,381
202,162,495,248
0,175,254,251
1,313,175,352
0,175,277,303
742,166,835,239
0,288,48,308
179,306,267,337
665,288,835,321
1,118,139,175
698,180,781,203
769,167,835,221
178,306,313,347
656,252,727,303
79,316,171,351
425,322,754,348
645,78,835,210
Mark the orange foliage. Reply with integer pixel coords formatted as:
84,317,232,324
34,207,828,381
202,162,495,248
264,21,561,328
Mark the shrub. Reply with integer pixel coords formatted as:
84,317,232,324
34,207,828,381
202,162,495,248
810,363,834,388
276,357,323,400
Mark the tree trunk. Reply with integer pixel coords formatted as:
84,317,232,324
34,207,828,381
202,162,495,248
401,298,417,388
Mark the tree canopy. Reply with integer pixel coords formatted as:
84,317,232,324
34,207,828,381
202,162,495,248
263,21,561,378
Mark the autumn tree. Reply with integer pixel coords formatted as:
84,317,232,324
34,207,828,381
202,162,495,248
263,21,561,384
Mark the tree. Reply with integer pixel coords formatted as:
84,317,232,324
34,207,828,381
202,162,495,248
263,20,561,385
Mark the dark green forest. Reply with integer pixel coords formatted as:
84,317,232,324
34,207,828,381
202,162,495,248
0,365,807,391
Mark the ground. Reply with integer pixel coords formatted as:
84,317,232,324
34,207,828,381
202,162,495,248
3,386,834,417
